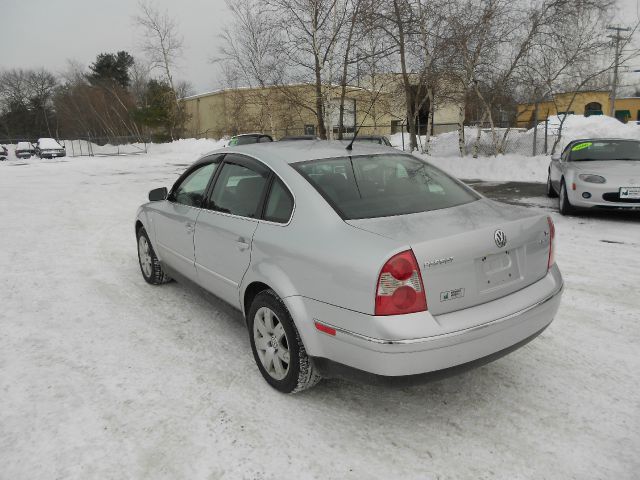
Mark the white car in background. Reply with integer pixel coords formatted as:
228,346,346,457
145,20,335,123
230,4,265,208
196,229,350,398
35,138,66,159
548,138,640,214
15,142,36,159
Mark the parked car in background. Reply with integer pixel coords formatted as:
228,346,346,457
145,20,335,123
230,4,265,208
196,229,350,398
548,138,640,214
0,145,7,160
279,135,320,141
351,135,393,147
227,133,273,146
35,138,66,158
15,142,36,159
136,141,563,393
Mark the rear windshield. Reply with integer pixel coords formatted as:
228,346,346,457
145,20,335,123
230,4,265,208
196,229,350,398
292,154,478,219
569,140,640,161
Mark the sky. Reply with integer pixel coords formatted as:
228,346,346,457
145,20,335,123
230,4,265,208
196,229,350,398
1,0,640,95
0,0,229,93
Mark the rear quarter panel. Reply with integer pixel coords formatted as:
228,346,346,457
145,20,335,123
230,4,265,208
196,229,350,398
242,173,401,316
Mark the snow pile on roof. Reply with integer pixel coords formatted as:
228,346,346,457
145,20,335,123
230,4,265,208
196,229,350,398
38,138,63,149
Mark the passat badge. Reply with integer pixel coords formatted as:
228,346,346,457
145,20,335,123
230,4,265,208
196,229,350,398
494,229,507,248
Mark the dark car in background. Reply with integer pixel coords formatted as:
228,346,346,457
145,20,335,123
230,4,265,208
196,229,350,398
279,135,320,141
15,142,36,159
0,145,7,160
227,133,273,146
352,135,393,147
35,138,66,158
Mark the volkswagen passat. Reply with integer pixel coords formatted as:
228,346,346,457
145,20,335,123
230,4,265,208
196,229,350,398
136,141,563,393
548,138,640,214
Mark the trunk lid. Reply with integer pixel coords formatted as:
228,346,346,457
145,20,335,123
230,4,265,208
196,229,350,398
346,199,551,315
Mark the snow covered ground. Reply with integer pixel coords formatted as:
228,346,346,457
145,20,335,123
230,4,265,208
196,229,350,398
1,143,639,479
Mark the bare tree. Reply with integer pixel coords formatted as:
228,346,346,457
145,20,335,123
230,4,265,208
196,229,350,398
134,0,186,138
519,0,631,153
265,0,349,139
215,0,285,136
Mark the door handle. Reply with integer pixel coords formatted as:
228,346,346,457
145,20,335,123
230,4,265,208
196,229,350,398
186,222,195,234
236,237,249,251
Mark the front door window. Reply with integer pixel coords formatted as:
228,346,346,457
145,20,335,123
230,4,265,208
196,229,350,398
172,162,218,207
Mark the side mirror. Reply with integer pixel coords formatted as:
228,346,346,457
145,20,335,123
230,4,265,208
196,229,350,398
551,154,560,162
148,187,168,201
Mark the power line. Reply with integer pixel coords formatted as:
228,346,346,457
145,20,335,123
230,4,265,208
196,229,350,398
608,25,632,117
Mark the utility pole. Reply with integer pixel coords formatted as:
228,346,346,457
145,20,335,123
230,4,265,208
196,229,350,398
607,26,631,118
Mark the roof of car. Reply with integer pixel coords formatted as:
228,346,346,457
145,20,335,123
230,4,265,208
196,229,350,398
203,140,401,166
568,138,640,143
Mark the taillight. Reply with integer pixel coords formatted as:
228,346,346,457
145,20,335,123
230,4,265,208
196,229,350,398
375,250,427,316
547,216,555,269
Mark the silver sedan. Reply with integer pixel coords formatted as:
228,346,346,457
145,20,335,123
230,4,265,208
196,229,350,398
548,138,640,214
136,141,563,393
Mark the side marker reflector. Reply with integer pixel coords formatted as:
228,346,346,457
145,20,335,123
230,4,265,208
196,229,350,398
314,321,336,336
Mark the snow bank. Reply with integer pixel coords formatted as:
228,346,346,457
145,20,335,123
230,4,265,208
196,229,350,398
423,154,550,183
390,114,640,158
545,114,640,149
146,138,226,156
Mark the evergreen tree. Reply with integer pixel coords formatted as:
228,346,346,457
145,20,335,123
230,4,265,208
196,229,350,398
88,51,135,88
132,79,174,136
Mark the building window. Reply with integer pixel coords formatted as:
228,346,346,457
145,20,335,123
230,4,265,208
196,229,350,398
304,124,316,136
391,120,402,134
584,102,603,117
615,110,631,124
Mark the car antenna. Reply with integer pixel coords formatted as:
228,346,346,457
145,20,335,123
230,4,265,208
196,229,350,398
346,86,384,151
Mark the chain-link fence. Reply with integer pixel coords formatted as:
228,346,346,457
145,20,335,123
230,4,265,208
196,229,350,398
196,121,553,157
392,121,555,157
0,135,148,158
62,136,148,157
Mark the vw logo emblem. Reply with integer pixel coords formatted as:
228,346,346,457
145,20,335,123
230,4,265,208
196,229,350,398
494,229,507,248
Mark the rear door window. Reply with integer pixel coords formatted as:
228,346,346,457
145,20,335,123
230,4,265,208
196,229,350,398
293,154,478,220
208,159,269,218
264,178,294,223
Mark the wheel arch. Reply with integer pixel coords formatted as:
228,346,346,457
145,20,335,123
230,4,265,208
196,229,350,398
241,264,301,319
243,281,272,319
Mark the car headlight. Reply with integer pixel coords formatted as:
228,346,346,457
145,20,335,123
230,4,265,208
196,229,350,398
578,174,606,184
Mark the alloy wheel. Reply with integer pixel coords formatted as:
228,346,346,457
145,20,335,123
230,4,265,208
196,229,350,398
253,306,290,380
138,235,153,278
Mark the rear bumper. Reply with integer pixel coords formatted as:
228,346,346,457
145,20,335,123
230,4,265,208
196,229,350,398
311,324,549,385
285,266,563,377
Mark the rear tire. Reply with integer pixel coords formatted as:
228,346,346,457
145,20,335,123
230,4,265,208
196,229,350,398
136,226,171,285
248,289,321,393
559,180,574,215
546,171,558,198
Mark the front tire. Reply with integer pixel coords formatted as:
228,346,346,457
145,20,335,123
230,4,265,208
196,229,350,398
559,180,574,215
546,171,558,198
136,226,171,285
248,290,321,393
